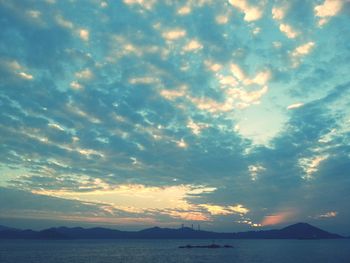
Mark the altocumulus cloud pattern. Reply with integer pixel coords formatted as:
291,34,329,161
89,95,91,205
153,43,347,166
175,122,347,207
0,0,350,234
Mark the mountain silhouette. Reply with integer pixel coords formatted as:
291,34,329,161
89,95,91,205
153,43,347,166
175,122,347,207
0,225,16,231
0,222,343,239
278,222,341,239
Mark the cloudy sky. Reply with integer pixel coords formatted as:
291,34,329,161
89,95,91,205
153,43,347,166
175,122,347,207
1,0,350,235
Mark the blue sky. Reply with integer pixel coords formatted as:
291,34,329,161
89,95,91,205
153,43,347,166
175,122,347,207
1,0,350,235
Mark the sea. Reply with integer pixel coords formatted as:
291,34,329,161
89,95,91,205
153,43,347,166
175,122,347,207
0,239,349,263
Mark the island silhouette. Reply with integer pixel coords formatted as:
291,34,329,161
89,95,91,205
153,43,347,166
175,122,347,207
0,222,344,239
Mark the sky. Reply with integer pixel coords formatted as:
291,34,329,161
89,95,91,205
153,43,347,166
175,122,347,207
0,0,350,235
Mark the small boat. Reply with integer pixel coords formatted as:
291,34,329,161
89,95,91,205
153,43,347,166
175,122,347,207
179,243,233,249
224,244,234,248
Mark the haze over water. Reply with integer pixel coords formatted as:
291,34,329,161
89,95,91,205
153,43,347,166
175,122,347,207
1,239,350,263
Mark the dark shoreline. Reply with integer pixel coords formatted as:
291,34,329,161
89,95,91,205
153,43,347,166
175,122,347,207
0,222,344,240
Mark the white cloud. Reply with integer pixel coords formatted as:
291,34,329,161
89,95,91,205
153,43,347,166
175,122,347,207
248,164,265,181
129,76,160,85
182,64,272,114
48,123,65,131
219,75,238,86
177,6,191,15
318,128,337,143
33,183,217,217
222,65,270,88
199,204,249,215
160,86,187,100
70,81,83,90
164,211,210,221
238,86,269,104
230,63,246,81
55,15,74,29
252,27,261,35
316,211,338,218
237,219,261,227
76,148,105,158
299,154,329,180
228,0,263,22
176,138,187,148
293,42,315,56
215,14,229,24
291,42,316,67
123,0,157,10
66,103,101,124
162,29,186,40
243,7,262,22
75,68,93,80
100,2,108,8
279,23,299,38
251,70,271,85
79,29,90,41
314,0,344,26
187,119,209,135
18,72,34,80
204,60,223,72
123,43,142,56
272,6,286,20
287,102,304,110
183,40,203,52
187,84,268,113
2,59,34,81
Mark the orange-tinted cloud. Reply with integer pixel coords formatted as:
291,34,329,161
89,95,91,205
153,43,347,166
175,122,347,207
260,211,295,226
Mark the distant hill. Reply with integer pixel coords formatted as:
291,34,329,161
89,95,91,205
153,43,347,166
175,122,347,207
0,222,343,239
0,225,15,231
233,223,342,239
279,222,341,239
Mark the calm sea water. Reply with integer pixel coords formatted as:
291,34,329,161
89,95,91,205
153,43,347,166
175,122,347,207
0,239,349,263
